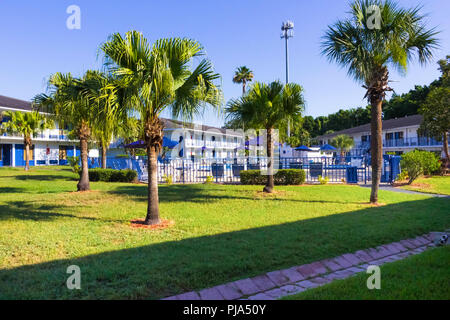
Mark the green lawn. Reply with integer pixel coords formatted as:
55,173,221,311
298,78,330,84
0,166,449,299
399,176,450,195
283,246,450,300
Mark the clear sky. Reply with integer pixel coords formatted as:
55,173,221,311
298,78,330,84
0,0,448,127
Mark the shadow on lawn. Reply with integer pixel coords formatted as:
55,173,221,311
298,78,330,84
13,174,76,181
109,184,254,203
0,201,123,223
0,187,26,193
109,184,379,205
0,197,448,300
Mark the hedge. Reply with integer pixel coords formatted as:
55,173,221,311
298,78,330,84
240,169,306,185
88,168,137,183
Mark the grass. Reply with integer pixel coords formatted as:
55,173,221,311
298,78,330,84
398,176,450,195
0,166,449,299
283,246,450,300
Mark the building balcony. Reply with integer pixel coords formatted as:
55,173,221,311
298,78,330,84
1,132,70,141
383,137,446,148
184,140,242,149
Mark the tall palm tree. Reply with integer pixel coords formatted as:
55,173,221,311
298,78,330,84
233,66,254,95
34,71,119,191
321,0,439,203
226,81,305,193
101,31,222,225
0,111,53,171
330,134,355,161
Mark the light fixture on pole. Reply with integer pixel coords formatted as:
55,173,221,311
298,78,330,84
281,20,294,138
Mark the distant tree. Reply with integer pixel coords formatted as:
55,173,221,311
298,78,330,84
419,56,450,166
330,134,354,160
418,87,450,163
1,111,53,170
233,66,254,95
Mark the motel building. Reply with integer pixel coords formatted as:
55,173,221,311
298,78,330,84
315,114,449,157
161,118,246,160
0,95,99,168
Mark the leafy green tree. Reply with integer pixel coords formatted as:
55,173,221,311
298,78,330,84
419,87,450,162
419,56,449,166
226,81,305,193
400,150,440,184
1,111,53,171
321,0,439,204
101,31,222,225
233,66,254,95
330,134,355,160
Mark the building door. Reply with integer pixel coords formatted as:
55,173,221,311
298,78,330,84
1,144,12,166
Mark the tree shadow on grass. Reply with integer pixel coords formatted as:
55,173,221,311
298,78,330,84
13,174,76,181
0,187,26,193
109,184,379,205
0,201,123,223
0,197,448,300
109,184,254,203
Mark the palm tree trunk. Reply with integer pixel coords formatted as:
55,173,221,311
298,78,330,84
242,82,246,95
443,132,449,170
144,144,160,225
24,140,30,171
101,144,107,169
370,99,383,203
77,137,90,191
263,128,274,193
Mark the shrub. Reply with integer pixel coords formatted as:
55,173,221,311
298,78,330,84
318,175,329,185
396,170,409,182
67,156,81,175
205,176,214,184
240,169,306,185
400,150,440,184
88,168,137,183
162,174,173,185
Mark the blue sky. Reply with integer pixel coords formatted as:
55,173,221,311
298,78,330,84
0,0,448,127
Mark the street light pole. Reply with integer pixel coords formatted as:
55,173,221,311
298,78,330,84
281,20,294,138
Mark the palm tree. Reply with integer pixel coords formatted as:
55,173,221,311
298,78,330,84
101,31,222,225
0,111,53,171
226,81,305,193
330,134,355,162
34,71,119,191
321,0,439,204
233,66,254,95
89,73,127,169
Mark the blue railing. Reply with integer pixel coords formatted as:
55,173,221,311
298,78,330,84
384,137,445,147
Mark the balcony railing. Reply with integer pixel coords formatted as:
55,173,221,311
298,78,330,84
1,132,70,141
185,140,242,149
383,137,446,148
354,137,447,149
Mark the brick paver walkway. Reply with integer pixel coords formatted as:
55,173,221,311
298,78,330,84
162,232,439,300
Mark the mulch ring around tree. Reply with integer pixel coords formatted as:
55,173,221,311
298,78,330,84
130,219,175,230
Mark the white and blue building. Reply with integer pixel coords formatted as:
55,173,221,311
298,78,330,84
315,114,449,158
0,94,98,167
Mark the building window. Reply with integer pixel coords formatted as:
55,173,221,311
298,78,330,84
59,146,67,160
212,136,216,141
